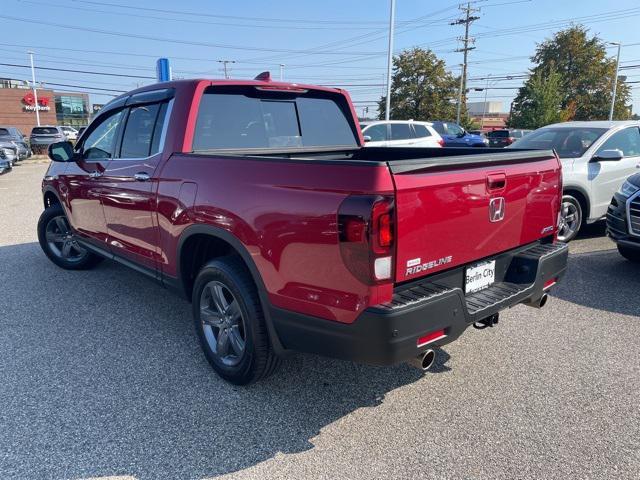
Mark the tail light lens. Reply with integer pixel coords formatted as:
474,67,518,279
338,195,395,285
437,138,445,147
506,137,516,145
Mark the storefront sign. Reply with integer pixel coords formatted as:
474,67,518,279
22,92,51,112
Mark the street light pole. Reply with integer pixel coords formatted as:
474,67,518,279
28,50,40,126
279,64,285,81
609,42,622,121
384,0,396,121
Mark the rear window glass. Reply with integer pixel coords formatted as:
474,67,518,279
32,127,59,135
490,130,509,138
192,88,358,151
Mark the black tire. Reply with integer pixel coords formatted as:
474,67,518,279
617,244,640,263
192,257,280,385
37,203,104,270
558,194,584,242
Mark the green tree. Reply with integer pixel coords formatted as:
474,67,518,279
508,69,565,129
378,48,461,121
510,26,631,124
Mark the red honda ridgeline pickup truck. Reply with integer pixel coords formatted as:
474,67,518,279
39,76,568,384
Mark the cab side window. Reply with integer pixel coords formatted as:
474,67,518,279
82,110,124,160
596,127,640,157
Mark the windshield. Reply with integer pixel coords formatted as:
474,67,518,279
509,127,607,158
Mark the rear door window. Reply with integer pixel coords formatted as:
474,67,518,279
390,123,413,141
192,87,358,151
413,124,431,138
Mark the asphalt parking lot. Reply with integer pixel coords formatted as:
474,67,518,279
1,162,639,480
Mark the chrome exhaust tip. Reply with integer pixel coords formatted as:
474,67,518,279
409,349,436,371
525,293,549,309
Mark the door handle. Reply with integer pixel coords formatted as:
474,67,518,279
134,172,150,182
89,171,102,178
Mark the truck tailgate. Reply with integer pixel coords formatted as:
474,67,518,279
390,150,561,283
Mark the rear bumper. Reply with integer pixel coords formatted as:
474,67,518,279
272,241,568,365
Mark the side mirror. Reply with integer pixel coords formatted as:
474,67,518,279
48,141,75,162
457,129,466,138
592,149,624,162
363,135,372,143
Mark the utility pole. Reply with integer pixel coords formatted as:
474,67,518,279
608,42,622,121
451,2,480,124
279,64,285,81
480,75,491,130
385,0,396,121
217,60,236,79
28,51,40,126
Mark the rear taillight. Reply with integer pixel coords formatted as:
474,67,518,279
338,195,395,284
506,137,516,145
437,138,445,147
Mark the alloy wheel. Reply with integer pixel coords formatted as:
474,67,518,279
45,215,87,262
199,281,246,366
557,200,581,242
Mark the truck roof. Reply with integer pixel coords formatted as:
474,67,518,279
112,78,345,101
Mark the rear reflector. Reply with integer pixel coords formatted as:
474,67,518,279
543,278,557,290
417,329,446,347
374,256,392,280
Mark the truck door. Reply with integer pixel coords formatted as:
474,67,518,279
64,108,125,246
100,98,172,273
589,126,640,219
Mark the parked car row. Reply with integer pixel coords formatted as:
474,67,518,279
360,120,488,148
0,126,31,163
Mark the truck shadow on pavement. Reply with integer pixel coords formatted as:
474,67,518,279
0,242,449,480
550,247,640,317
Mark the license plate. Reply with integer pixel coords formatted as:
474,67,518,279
465,260,496,294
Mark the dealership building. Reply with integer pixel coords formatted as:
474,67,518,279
0,77,92,135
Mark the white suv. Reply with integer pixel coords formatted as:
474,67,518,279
510,121,640,241
360,120,444,148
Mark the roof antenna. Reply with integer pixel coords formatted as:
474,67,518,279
254,71,271,82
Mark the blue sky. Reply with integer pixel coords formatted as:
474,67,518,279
1,0,639,117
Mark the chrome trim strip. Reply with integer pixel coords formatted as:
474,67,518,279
626,190,640,237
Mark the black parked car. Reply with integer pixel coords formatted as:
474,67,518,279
606,173,640,262
487,129,532,147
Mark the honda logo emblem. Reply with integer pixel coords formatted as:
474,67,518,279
489,197,505,222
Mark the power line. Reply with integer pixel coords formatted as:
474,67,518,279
0,62,155,79
0,14,385,56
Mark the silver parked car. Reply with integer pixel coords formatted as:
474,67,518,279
29,126,68,148
0,126,30,160
0,141,18,165
510,121,640,241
